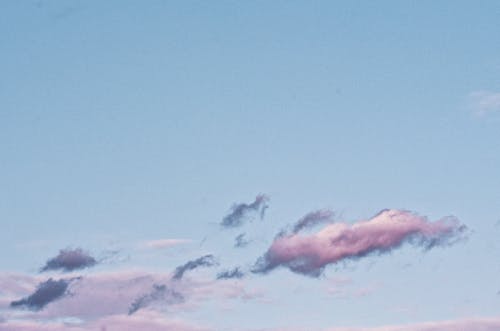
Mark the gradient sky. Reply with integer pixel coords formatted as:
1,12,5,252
1,1,500,330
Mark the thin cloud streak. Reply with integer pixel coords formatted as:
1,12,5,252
292,209,335,234
0,310,210,331
128,284,184,315
172,255,218,280
469,90,500,115
144,239,192,249
325,317,500,331
216,267,245,280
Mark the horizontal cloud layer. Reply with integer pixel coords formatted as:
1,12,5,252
1,270,262,322
0,310,209,331
2,315,500,331
253,209,466,276
325,317,500,331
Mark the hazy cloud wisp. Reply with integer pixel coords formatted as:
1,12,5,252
221,194,269,228
216,267,245,280
128,284,184,315
172,255,218,280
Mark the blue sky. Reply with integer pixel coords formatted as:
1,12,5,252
1,1,500,330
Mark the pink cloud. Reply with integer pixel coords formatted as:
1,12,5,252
1,270,262,321
254,209,466,276
324,317,500,331
0,311,210,331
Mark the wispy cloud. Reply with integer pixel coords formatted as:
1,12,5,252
0,310,211,331
221,194,270,228
253,209,467,276
234,233,250,248
144,239,192,249
216,267,245,280
3,315,500,331
128,284,184,315
291,209,334,234
172,255,218,280
324,317,500,331
469,90,500,115
40,248,97,272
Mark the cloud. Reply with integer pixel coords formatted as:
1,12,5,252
469,90,500,115
253,209,467,276
234,233,251,248
144,239,192,249
216,267,245,280
0,310,210,331
3,315,500,331
40,248,97,272
172,255,218,280
10,278,73,311
221,194,270,228
1,270,261,322
128,284,184,315
324,317,500,331
291,210,334,234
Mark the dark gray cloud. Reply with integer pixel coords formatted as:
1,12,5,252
291,210,334,234
172,255,218,280
128,284,184,315
221,194,269,228
234,233,250,248
41,248,97,272
10,278,72,310
216,267,245,280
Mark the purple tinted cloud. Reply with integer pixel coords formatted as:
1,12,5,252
10,278,73,311
253,209,467,276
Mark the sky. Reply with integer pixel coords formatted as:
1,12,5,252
1,1,500,330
